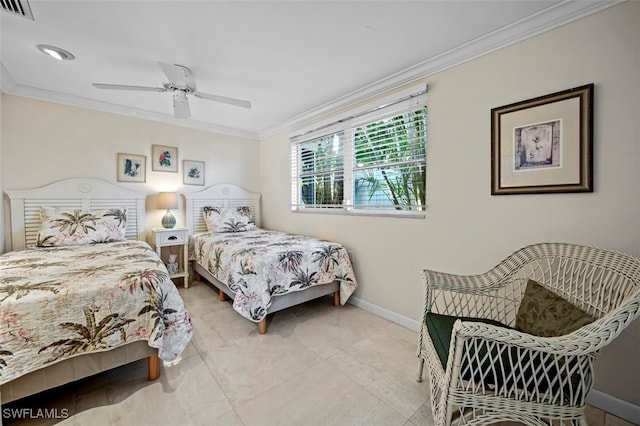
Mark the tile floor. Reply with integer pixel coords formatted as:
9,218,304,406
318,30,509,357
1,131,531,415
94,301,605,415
2,280,636,426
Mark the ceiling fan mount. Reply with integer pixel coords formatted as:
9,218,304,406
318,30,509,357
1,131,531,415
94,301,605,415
162,64,196,93
92,61,251,119
163,84,195,94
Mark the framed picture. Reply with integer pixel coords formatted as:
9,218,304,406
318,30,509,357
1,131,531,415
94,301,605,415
116,153,146,183
151,145,178,172
491,84,593,195
183,160,205,186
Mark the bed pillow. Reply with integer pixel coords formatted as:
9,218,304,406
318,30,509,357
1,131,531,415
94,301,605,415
36,207,128,247
515,279,594,337
203,206,257,233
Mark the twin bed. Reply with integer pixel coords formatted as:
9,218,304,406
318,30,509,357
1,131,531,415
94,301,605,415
185,184,358,334
0,179,358,404
0,179,192,403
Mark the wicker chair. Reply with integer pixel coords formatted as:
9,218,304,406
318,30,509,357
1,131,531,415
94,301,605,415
416,242,640,426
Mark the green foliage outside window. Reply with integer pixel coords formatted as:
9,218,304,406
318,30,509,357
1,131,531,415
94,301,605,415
353,109,426,211
294,100,427,214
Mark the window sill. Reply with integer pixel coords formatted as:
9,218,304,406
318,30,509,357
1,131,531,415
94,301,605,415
292,208,425,219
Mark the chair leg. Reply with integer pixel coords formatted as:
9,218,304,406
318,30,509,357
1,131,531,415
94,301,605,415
416,358,424,382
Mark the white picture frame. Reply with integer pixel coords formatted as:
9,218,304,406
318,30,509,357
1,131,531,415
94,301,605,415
183,160,205,186
116,153,146,183
151,145,178,172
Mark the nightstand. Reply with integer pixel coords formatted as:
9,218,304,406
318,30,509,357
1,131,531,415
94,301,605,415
151,227,190,288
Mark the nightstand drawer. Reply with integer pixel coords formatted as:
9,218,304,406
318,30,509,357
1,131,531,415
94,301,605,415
158,231,187,244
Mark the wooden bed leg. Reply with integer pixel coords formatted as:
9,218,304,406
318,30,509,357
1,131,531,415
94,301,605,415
258,318,267,334
219,289,228,302
194,271,201,281
333,290,340,306
148,354,160,381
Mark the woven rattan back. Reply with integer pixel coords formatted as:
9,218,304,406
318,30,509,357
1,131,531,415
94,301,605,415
510,243,640,319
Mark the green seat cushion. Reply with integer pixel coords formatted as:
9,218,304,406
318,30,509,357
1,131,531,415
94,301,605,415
515,279,594,337
425,313,510,369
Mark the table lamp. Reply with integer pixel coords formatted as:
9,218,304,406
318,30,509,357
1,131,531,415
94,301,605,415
158,192,178,228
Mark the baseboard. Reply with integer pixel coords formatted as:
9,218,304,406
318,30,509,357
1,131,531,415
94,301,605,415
587,388,640,424
347,296,421,332
348,296,640,424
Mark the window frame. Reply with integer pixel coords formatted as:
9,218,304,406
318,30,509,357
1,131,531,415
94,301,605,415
290,86,427,218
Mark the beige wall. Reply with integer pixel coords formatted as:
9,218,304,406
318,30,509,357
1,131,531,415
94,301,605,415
1,95,260,241
259,2,640,406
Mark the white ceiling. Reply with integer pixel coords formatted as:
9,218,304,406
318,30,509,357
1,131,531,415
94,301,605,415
0,1,617,140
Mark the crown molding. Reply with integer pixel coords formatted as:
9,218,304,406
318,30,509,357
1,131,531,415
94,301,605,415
259,0,622,140
0,64,259,141
0,1,622,142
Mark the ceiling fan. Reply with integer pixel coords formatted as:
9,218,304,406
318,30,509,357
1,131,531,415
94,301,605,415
92,61,251,119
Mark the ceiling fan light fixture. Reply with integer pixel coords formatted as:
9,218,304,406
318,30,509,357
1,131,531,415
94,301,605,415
172,90,191,118
37,44,75,61
173,90,187,104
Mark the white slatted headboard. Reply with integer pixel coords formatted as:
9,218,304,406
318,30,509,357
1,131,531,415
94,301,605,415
5,178,148,250
184,184,262,234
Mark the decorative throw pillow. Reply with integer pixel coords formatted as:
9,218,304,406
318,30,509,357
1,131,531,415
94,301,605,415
203,206,256,233
515,279,594,337
36,207,128,247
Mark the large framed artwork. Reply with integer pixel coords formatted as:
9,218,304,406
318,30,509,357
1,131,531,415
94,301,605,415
183,160,205,186
116,153,146,183
151,145,178,172
491,84,593,195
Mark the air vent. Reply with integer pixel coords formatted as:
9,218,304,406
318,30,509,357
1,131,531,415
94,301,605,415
0,0,34,20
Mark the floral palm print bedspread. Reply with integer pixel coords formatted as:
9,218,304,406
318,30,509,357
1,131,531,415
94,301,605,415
192,229,358,322
0,240,193,385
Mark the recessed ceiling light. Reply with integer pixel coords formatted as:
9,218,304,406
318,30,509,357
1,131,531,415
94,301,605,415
37,44,75,61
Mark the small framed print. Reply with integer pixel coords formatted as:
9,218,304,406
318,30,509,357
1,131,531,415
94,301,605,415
183,160,205,186
491,84,593,195
151,145,178,172
116,153,146,183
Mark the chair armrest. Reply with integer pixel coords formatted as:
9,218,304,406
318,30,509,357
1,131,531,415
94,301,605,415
422,243,550,295
452,285,640,355
422,269,523,320
422,269,513,294
452,320,595,356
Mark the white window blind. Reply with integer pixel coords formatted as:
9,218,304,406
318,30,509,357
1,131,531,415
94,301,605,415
291,88,427,216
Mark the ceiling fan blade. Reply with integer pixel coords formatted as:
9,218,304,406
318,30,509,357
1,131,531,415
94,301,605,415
92,83,167,92
194,91,252,109
158,61,187,87
173,90,191,119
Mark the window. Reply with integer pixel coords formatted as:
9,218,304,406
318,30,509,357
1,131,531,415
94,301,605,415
291,88,427,216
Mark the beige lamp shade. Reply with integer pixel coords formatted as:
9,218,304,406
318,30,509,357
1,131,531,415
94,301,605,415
158,192,178,210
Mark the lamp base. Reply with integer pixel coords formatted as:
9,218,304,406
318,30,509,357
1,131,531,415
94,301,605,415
162,210,176,228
